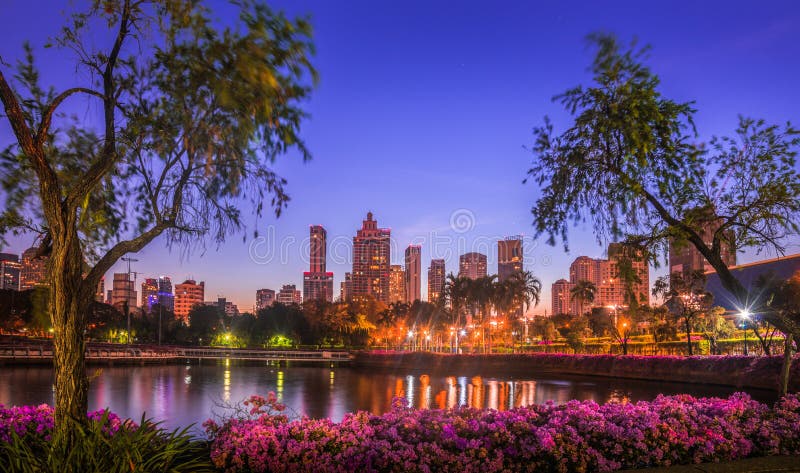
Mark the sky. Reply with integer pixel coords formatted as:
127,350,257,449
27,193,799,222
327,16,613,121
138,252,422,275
1,0,799,313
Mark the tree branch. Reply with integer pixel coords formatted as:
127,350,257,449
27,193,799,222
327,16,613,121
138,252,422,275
36,87,104,146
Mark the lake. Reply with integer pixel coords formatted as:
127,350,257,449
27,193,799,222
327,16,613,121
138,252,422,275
0,360,776,432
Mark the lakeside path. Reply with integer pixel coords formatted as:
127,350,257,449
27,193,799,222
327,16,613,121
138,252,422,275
630,456,800,472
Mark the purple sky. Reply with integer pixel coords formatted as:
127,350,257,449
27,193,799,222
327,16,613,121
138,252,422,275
1,0,799,312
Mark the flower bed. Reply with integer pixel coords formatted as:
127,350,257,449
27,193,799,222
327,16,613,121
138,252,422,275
206,393,800,473
0,404,128,442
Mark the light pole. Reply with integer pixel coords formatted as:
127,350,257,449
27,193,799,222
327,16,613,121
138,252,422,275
740,309,751,356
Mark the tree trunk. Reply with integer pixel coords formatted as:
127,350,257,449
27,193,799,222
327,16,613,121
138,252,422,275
49,235,91,456
780,332,794,397
685,318,693,356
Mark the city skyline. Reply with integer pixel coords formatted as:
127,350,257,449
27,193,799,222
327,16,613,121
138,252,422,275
1,0,799,312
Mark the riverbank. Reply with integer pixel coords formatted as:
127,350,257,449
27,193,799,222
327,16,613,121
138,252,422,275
352,352,800,392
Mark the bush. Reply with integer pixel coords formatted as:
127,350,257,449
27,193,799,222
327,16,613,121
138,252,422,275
0,405,213,472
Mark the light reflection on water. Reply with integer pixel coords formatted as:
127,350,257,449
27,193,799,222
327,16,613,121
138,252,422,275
0,362,775,431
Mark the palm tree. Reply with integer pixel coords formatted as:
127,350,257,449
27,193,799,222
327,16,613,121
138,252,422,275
443,274,470,352
570,280,596,316
467,275,497,353
508,271,543,314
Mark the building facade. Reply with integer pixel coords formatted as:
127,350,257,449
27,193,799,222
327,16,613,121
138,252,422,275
351,212,391,303
277,284,302,305
304,225,334,302
0,253,21,291
20,246,48,289
669,210,736,277
256,288,276,311
141,278,159,310
498,236,523,282
175,279,205,323
705,253,800,312
340,272,352,301
458,252,487,280
404,245,421,303
427,259,446,304
388,265,406,303
551,279,574,315
111,273,138,312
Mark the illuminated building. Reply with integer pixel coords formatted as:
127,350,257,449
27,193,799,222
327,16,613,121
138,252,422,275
405,245,421,303
20,246,48,289
351,212,391,303
256,288,276,310
0,253,21,290
277,284,302,304
389,265,406,303
458,252,487,280
175,279,205,323
497,236,523,282
303,225,334,302
427,259,446,303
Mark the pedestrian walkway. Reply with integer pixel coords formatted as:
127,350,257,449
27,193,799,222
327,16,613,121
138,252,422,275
630,455,800,472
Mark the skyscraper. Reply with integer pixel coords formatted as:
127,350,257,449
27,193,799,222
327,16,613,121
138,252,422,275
404,245,421,303
141,278,159,310
303,225,334,302
175,279,204,324
156,276,174,312
340,272,352,301
669,211,736,277
427,259,446,304
142,276,174,312
256,288,275,311
111,273,138,311
20,246,47,289
0,253,21,291
351,212,391,303
551,279,574,315
498,236,523,282
389,265,406,303
458,252,487,280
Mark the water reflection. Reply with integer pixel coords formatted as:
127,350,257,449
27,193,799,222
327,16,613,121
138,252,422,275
0,363,776,431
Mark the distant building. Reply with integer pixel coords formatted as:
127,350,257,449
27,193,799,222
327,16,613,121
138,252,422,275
351,212,391,303
389,265,406,303
0,253,21,291
340,272,352,301
175,279,205,324
256,288,276,311
304,225,334,302
705,253,800,312
405,245,421,303
141,278,159,310
277,284,302,304
215,297,239,317
427,259,446,304
111,273,137,312
551,279,574,315
669,209,736,277
20,246,48,289
498,236,523,282
145,277,174,312
96,277,105,303
458,252,487,280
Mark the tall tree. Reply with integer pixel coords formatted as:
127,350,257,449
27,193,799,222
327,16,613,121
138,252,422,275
570,280,596,316
652,270,712,356
525,34,799,337
0,0,316,452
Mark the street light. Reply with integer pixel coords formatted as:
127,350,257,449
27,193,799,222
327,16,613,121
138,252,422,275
739,309,751,356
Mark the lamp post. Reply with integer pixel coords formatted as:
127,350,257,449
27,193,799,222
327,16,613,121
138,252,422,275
740,309,751,356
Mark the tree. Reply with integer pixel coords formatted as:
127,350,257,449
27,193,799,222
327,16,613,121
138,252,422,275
693,306,735,355
570,280,596,316
525,34,799,344
0,0,316,450
758,271,800,395
653,270,712,356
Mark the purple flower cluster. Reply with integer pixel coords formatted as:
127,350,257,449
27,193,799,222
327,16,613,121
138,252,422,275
206,393,800,473
0,404,129,443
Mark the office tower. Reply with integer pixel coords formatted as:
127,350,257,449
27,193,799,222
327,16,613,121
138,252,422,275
256,288,276,311
458,252,487,280
351,212,391,303
175,279,205,324
669,208,736,277
141,278,159,310
427,259,446,304
111,273,138,311
304,225,335,302
389,265,406,303
20,246,48,289
96,277,105,303
551,279,574,315
340,272,352,301
277,284,302,304
0,253,21,290
155,276,174,311
498,236,523,282
404,245,421,303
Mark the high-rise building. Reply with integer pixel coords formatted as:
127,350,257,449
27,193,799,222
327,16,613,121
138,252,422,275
156,276,174,312
175,279,204,324
141,278,159,310
340,272,352,301
427,259,446,304
0,253,21,291
96,277,105,303
669,213,737,277
303,225,334,302
565,243,650,315
458,252,487,280
111,273,138,311
498,236,523,282
389,265,406,303
404,245,421,303
256,288,275,311
277,284,302,304
20,246,48,289
214,297,239,316
351,212,391,303
551,279,574,315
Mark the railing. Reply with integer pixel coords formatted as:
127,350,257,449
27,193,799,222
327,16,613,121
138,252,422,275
0,345,352,362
